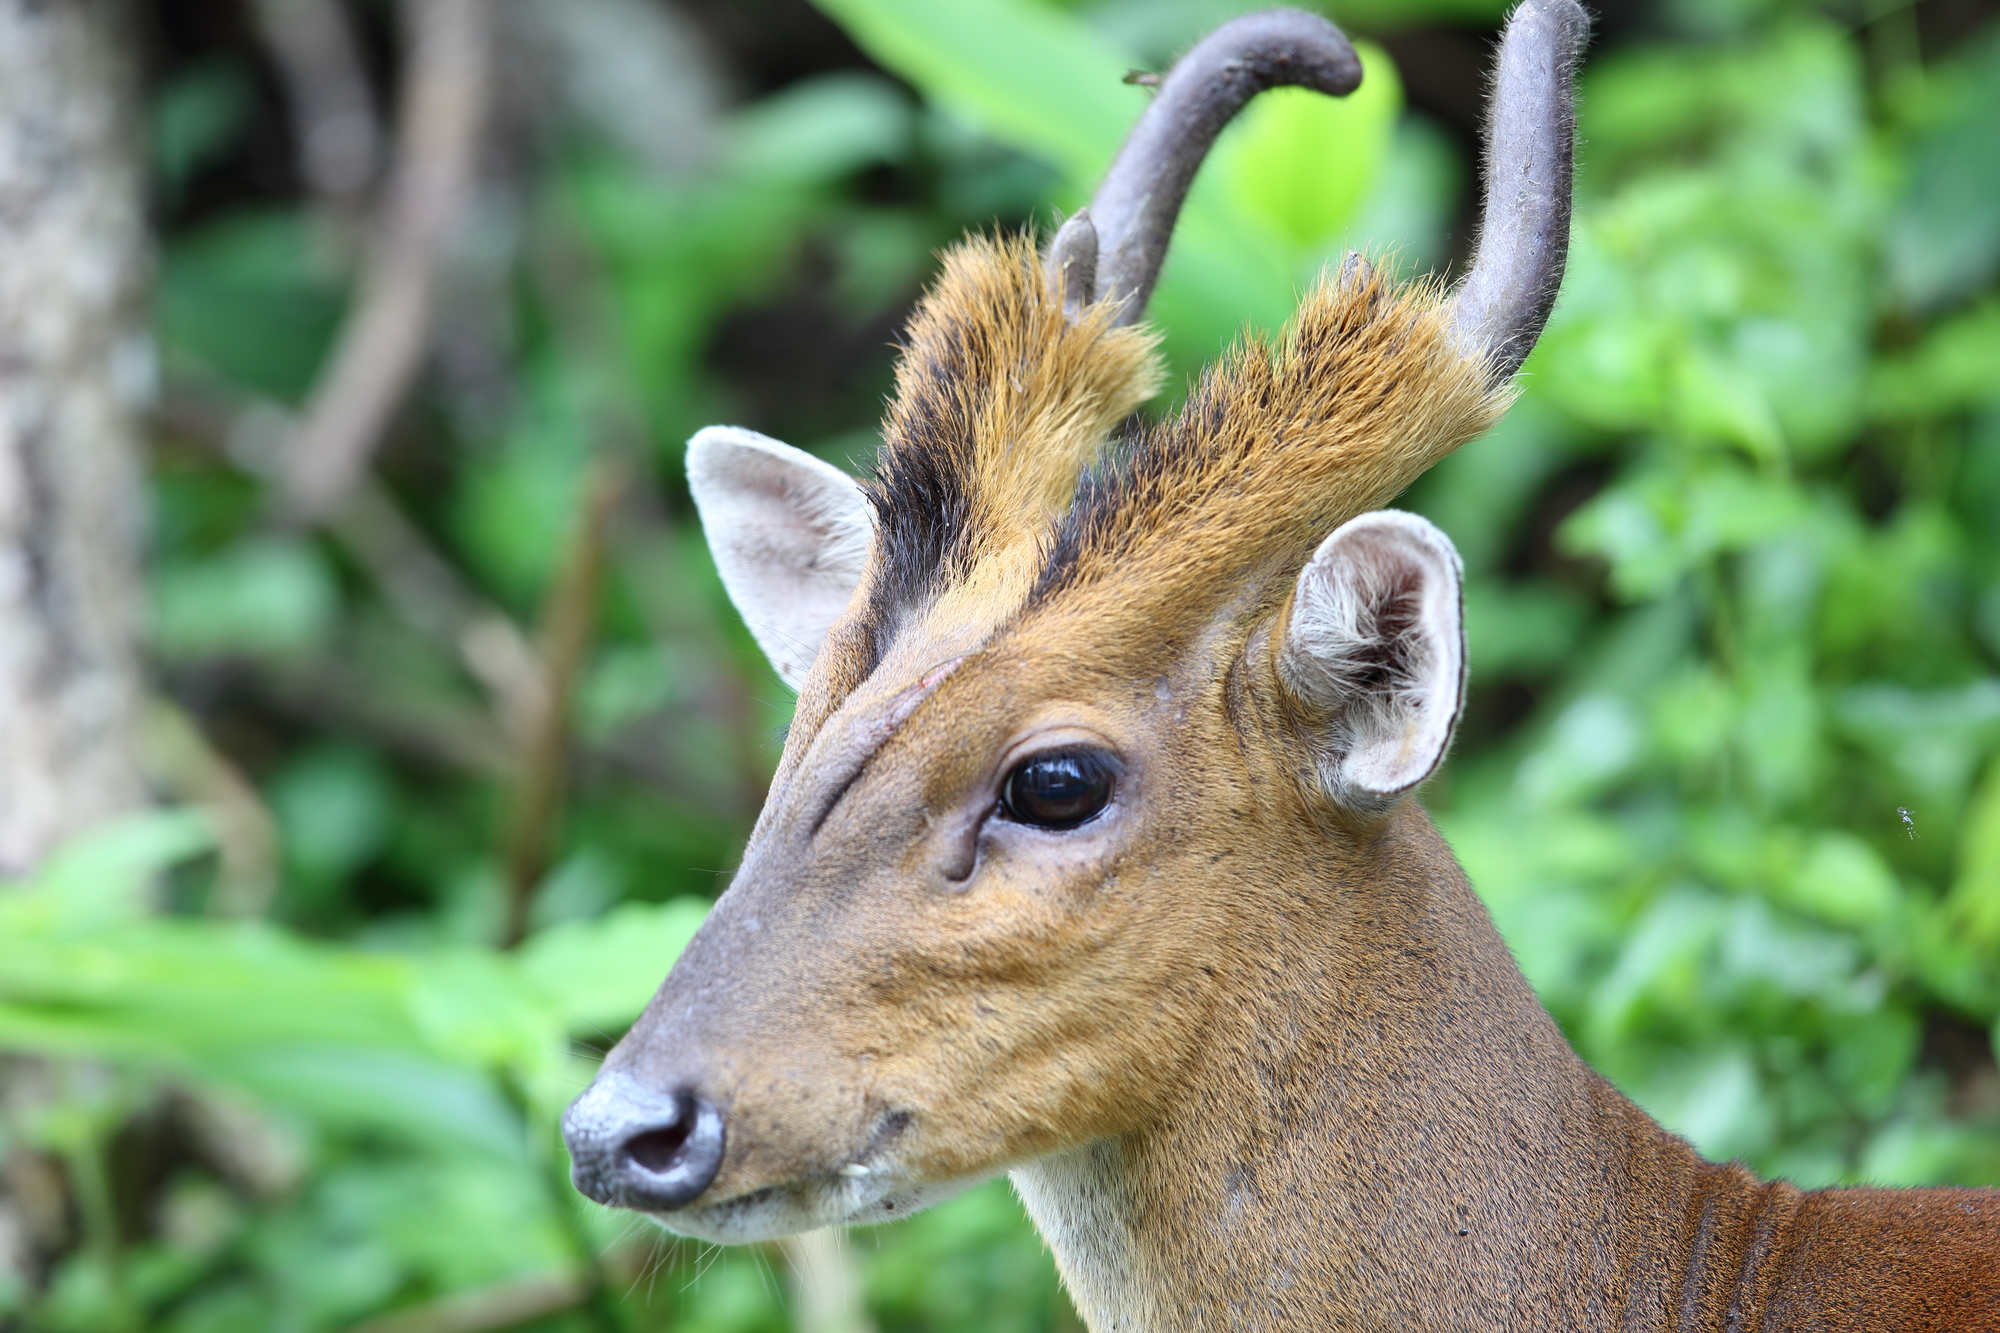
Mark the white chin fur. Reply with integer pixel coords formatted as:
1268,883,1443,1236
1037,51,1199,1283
646,1170,989,1244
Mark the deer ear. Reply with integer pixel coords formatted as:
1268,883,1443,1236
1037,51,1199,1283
687,426,874,691
1277,510,1467,810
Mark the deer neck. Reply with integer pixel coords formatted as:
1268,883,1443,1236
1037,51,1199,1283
1012,804,1735,1333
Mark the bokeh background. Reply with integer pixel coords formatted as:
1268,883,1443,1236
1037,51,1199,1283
1,0,1997,1328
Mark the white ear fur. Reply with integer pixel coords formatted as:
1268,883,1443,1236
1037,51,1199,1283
1278,510,1467,809
687,426,873,691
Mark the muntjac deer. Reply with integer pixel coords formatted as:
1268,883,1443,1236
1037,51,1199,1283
564,3,2000,1327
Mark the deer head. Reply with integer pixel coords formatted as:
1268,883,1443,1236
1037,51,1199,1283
566,0,1586,1265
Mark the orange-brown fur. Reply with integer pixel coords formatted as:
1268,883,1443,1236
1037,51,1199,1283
1043,264,1507,610
610,237,2000,1330
884,235,1162,558
803,239,1507,731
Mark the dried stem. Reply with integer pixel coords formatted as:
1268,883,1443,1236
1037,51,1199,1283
280,0,490,522
248,0,381,243
499,458,626,948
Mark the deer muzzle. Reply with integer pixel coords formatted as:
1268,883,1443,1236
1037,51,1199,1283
562,1071,727,1212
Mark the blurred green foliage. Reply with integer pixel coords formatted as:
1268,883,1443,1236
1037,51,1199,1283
2,0,1996,1329
1426,10,2000,1188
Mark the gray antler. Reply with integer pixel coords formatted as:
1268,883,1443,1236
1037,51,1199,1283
1060,9,1363,326
1447,0,1591,382
1045,209,1099,323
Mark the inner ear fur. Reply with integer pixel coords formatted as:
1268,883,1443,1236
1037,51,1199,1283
686,426,873,692
1276,509,1467,810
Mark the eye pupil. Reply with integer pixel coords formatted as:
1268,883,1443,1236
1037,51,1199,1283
1000,751,1115,829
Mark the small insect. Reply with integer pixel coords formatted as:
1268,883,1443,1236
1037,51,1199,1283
1896,806,1919,840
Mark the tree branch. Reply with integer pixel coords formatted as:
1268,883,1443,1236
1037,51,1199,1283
248,0,381,242
279,0,489,522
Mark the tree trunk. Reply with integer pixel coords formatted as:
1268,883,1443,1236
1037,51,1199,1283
0,0,149,879
0,0,149,1299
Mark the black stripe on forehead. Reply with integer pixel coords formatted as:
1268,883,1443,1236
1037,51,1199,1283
863,394,973,621
1029,391,1203,607
860,303,1002,627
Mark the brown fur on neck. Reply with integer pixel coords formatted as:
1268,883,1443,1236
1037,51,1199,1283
1017,798,2000,1331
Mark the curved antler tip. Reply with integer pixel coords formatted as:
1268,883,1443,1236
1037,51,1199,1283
1087,6,1364,327
1206,8,1365,97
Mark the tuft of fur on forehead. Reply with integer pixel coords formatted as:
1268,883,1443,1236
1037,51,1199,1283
1030,263,1511,640
866,234,1163,622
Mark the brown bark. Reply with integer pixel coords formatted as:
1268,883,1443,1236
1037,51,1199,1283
0,0,148,877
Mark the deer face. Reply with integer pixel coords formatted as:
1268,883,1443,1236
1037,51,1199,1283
563,0,1585,1245
570,441,1473,1244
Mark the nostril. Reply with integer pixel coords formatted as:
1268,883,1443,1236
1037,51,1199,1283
563,1075,728,1213
610,1089,726,1210
624,1121,693,1174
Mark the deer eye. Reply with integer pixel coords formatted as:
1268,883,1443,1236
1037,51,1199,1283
999,750,1116,829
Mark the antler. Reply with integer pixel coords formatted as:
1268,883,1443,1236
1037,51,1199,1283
1055,0,1589,376
1446,0,1590,382
1049,9,1363,326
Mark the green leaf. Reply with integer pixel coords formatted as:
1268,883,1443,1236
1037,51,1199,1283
1868,298,2000,420
1218,45,1402,253
148,536,340,662
1517,694,1643,808
154,63,254,192
406,950,561,1075
1887,29,2000,309
1778,831,1899,930
810,0,1135,184
1,811,216,928
1631,1046,1770,1164
1949,756,2000,945
157,211,343,403
728,72,915,186
212,1045,526,1157
1834,681,2000,813
518,897,710,1035
1737,654,1821,809
1561,464,1813,600
269,746,393,884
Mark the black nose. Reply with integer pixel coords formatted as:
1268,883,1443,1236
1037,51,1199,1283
562,1071,726,1211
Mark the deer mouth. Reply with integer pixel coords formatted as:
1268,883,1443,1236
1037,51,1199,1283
634,1103,984,1241
643,1161,989,1244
